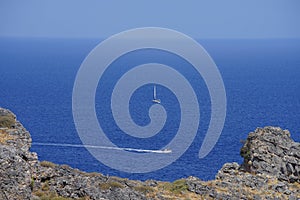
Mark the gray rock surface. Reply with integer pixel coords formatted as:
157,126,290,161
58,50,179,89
0,145,32,200
33,163,148,200
240,126,300,183
0,108,38,200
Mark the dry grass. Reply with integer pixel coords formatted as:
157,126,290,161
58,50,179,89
84,171,102,177
99,181,124,190
0,115,15,128
33,190,89,200
109,175,127,182
0,129,15,144
40,161,56,168
134,185,155,194
151,180,203,200
41,181,50,191
165,179,189,194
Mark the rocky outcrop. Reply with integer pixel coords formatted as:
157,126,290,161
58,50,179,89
33,163,150,200
0,145,32,199
0,108,38,200
0,107,300,200
240,127,300,183
187,162,300,199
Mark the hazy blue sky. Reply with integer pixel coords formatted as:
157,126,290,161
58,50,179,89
1,0,299,39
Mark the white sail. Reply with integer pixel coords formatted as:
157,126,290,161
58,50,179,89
152,85,161,104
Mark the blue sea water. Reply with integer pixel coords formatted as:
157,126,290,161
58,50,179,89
0,38,299,181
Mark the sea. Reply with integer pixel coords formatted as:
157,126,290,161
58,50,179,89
0,37,299,181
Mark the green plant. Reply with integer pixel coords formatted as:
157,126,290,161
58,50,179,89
164,179,188,194
240,146,251,161
30,177,35,190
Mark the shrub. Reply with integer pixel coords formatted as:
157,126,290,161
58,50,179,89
164,179,188,194
240,145,251,161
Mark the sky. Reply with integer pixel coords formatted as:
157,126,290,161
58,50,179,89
0,0,300,39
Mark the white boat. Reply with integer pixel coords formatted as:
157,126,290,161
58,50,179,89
148,148,172,154
152,85,161,104
160,149,172,153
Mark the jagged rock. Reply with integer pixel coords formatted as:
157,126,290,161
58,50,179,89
0,108,38,200
34,164,148,200
240,126,300,183
0,145,32,200
186,126,300,199
186,161,300,199
186,176,213,195
0,108,16,129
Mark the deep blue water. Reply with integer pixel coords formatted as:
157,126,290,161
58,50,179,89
0,38,299,181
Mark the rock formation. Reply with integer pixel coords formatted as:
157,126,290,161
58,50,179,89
0,107,299,199
240,127,300,183
0,108,38,200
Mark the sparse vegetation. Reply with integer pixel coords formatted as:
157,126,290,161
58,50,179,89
30,177,35,190
34,190,57,199
134,185,154,194
60,164,70,169
161,179,189,195
240,144,251,161
40,161,56,168
0,129,15,144
0,114,15,128
85,171,102,177
33,190,88,200
99,181,124,190
41,181,50,191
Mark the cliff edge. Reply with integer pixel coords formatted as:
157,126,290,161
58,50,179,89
0,107,299,200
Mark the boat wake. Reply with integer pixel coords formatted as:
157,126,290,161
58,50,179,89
32,142,172,154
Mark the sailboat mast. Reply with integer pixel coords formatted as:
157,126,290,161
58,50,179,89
152,85,161,104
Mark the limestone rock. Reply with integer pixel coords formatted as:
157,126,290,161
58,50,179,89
33,164,148,200
240,126,300,183
0,145,32,200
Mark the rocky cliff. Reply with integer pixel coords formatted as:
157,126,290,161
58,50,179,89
0,107,299,200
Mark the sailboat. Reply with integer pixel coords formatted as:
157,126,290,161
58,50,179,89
152,85,161,104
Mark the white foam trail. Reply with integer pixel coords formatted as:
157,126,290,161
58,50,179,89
32,142,171,154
